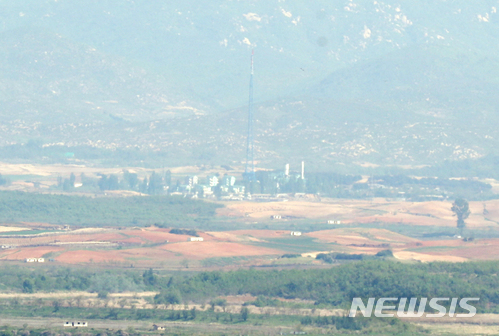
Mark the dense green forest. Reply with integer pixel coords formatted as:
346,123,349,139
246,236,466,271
5,261,499,313
0,191,221,226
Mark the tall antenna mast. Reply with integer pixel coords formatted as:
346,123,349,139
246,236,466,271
245,50,255,181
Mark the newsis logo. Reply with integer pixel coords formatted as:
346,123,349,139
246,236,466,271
349,298,480,318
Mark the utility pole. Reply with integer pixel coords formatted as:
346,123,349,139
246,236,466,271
244,50,255,182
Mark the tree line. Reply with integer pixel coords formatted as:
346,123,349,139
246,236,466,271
0,191,221,226
9,260,499,313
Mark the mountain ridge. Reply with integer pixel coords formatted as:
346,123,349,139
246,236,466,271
1,1,499,168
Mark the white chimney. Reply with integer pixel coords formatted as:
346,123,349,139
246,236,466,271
301,161,305,179
285,164,290,176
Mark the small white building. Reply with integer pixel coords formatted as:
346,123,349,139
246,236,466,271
38,258,45,263
327,220,341,225
25,258,36,263
188,237,204,242
290,231,302,236
271,215,282,219
233,185,245,193
199,185,213,196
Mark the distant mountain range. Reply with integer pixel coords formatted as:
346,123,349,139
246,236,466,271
1,1,499,170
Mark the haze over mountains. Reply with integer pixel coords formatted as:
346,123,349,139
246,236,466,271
1,1,499,169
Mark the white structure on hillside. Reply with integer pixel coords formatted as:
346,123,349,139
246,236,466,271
290,231,302,236
188,237,204,242
327,220,341,225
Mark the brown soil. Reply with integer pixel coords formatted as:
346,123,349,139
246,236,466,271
56,250,128,263
0,246,64,260
160,241,283,259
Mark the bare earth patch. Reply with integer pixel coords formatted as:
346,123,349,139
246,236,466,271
160,241,283,260
393,251,467,262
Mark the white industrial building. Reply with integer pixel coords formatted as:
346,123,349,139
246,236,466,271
188,237,204,242
25,258,45,263
223,175,236,186
209,176,219,187
185,175,199,186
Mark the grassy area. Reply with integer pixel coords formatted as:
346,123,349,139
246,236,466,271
407,245,461,253
0,303,429,335
200,256,264,268
0,230,54,236
3,174,45,182
0,191,221,227
269,256,317,266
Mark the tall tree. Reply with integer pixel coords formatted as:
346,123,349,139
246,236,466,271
139,177,148,193
69,173,76,187
164,170,172,188
148,172,163,195
108,174,120,190
451,198,470,236
123,170,138,190
98,175,108,190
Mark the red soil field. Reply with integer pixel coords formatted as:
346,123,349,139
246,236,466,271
160,241,283,260
121,229,184,243
227,230,291,238
119,247,181,259
0,246,64,260
55,246,183,265
118,237,144,245
56,250,127,264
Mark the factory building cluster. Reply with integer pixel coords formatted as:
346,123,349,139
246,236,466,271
170,161,307,201
171,174,245,200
